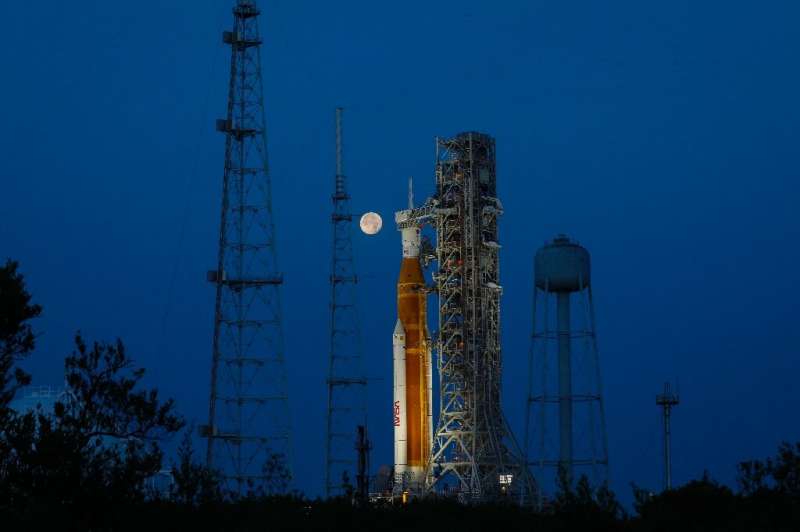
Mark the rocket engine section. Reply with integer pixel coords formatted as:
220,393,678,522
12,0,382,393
393,220,433,497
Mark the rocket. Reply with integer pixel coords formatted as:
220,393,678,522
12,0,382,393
393,182,433,495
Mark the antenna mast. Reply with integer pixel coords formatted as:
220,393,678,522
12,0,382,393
656,382,679,490
326,107,368,497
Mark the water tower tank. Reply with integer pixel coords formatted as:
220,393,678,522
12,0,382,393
534,235,590,292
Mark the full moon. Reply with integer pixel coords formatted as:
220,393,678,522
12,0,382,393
359,212,382,235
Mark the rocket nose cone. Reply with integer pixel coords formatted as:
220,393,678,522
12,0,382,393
393,319,405,337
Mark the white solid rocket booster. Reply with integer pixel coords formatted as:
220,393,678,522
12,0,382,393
393,319,407,480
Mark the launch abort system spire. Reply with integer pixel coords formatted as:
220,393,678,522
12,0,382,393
205,0,292,493
326,107,368,497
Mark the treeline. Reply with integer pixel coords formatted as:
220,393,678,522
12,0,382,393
1,259,799,531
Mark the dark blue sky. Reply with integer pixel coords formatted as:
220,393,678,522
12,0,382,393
2,0,799,502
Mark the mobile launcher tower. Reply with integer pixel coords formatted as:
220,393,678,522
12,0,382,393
394,132,533,502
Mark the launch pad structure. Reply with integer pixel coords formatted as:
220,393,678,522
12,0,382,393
396,132,534,502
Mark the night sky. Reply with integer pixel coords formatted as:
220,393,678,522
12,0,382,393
2,0,799,503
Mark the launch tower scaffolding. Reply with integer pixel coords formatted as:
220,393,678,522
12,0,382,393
205,0,292,494
405,132,533,502
325,108,368,497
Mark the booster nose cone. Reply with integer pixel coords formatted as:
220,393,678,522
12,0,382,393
393,319,406,341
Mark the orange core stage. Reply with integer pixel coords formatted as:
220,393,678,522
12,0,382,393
397,256,431,468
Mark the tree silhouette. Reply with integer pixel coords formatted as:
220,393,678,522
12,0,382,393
739,441,800,496
3,258,800,530
262,452,292,496
0,334,183,519
0,260,41,415
552,468,624,530
170,425,222,506
633,473,738,531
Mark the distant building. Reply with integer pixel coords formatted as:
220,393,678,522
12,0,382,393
9,385,71,415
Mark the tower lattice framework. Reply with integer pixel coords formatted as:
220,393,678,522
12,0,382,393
325,108,367,497
406,132,532,502
205,0,292,494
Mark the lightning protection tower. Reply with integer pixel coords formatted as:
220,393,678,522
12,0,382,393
422,132,532,502
326,107,368,498
205,0,292,494
524,235,608,505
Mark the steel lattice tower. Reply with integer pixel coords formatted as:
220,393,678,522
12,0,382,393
402,132,532,502
524,235,608,505
325,108,367,498
205,0,292,494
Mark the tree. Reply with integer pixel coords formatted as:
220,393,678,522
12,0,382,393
633,473,738,531
341,470,354,500
170,425,223,506
738,441,800,496
551,469,624,530
0,260,41,415
0,334,184,517
263,451,292,496
738,457,770,496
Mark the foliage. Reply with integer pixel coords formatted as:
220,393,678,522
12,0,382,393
632,473,738,531
739,441,800,496
550,468,625,530
263,451,292,496
0,259,41,414
169,425,223,506
2,259,800,530
0,334,184,522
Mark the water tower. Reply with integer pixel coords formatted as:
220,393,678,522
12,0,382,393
523,235,608,501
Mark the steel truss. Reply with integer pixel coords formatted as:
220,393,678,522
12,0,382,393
326,108,367,497
404,132,534,502
205,0,292,494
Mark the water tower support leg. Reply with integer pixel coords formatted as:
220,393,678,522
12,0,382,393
557,292,572,483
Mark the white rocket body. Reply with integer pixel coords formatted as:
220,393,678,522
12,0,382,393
427,340,433,448
401,226,421,258
392,319,407,481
